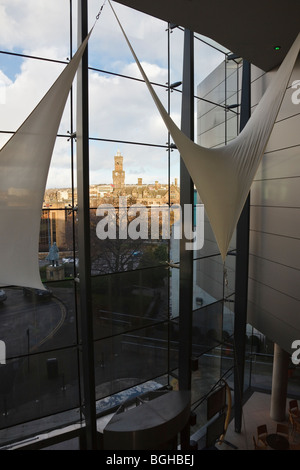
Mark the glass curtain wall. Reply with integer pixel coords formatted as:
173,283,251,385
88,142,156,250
0,0,242,448
0,0,81,447
189,42,241,432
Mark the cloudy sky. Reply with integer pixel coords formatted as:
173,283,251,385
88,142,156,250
0,0,227,189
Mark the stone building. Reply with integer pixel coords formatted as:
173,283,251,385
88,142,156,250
41,151,180,256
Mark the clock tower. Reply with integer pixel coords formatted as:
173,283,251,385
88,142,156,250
112,150,125,192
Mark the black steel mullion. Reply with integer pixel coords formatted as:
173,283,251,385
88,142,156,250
233,59,251,433
76,0,97,450
167,23,172,387
178,29,194,450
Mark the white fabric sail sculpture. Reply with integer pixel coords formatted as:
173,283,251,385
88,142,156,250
0,32,91,290
109,1,300,261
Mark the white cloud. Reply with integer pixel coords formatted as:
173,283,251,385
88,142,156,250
0,54,65,131
88,61,169,138
0,0,225,189
88,1,171,70
0,0,70,53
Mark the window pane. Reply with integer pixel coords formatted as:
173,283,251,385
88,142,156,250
92,267,169,340
0,348,80,430
94,322,170,401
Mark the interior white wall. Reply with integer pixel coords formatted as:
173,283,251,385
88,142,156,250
248,57,300,354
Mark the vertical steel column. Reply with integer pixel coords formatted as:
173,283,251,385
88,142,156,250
233,60,251,433
77,0,98,449
178,29,194,449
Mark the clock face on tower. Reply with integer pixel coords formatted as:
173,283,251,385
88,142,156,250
115,172,118,175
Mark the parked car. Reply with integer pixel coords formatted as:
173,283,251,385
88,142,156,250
23,285,52,300
0,289,7,303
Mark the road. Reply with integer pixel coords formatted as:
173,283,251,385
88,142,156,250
0,287,67,358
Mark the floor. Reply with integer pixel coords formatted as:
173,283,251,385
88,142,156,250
217,390,300,451
8,388,300,450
